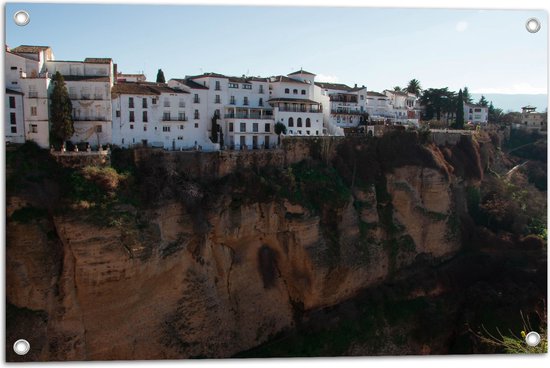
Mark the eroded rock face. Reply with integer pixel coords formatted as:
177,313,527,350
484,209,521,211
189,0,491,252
6,161,462,361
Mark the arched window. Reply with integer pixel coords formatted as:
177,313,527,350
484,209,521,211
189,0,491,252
306,118,311,127
293,89,298,94
297,118,302,127
301,90,306,95
285,88,290,94
288,117,294,127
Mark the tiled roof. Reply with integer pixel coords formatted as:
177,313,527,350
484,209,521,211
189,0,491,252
111,82,188,97
6,50,37,61
228,76,251,84
188,72,228,80
269,75,309,85
84,58,112,64
288,69,316,76
315,82,352,91
268,98,319,104
171,78,209,90
6,88,24,95
367,91,387,97
464,103,488,109
385,90,409,97
11,45,51,53
63,76,111,82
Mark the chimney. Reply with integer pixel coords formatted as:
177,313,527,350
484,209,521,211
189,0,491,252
354,83,357,88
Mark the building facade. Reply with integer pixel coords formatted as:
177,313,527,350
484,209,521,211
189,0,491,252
314,82,368,129
464,103,489,124
518,105,547,132
5,88,25,144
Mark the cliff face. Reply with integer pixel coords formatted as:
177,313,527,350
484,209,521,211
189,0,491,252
6,135,472,361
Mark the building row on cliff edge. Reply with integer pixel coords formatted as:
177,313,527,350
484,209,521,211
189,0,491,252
5,45,422,150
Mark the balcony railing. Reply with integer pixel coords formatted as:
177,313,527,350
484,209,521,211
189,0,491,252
331,109,365,115
278,106,322,113
224,113,274,120
194,98,200,103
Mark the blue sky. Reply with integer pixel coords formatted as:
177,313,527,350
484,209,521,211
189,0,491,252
5,3,548,99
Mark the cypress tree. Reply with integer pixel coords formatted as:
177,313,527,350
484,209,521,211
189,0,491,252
49,71,74,146
455,89,464,129
156,69,166,83
210,114,219,143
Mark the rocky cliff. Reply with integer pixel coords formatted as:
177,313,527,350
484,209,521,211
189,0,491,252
6,132,491,361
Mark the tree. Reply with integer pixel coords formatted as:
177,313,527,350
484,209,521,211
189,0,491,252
462,86,473,104
393,86,402,92
210,114,219,143
49,71,74,146
488,101,504,123
156,69,166,83
420,87,456,122
406,79,422,96
454,89,465,129
477,95,489,107
274,122,287,145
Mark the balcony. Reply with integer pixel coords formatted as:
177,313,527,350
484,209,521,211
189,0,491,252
278,106,322,113
224,113,274,120
330,96,358,103
331,109,365,115
73,116,108,121
194,98,200,104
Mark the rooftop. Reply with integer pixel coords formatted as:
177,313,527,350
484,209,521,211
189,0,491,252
63,76,111,82
111,82,188,97
11,45,51,54
171,78,209,90
269,75,309,85
315,82,352,91
288,69,316,76
367,91,387,97
84,58,113,64
6,88,24,95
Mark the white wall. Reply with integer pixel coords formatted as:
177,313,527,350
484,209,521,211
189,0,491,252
5,93,25,144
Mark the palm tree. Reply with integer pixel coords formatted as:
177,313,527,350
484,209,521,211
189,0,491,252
406,79,422,97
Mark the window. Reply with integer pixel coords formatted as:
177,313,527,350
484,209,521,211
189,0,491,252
297,118,302,127
152,98,157,105
474,108,482,112
130,124,134,130
129,111,135,122
28,86,37,98
129,97,134,108
229,83,238,88
360,95,364,100
243,97,249,106
229,123,234,132
96,125,102,133
293,89,298,95
215,81,221,90
306,130,310,135
144,126,147,131
142,98,147,108
163,112,171,121
301,90,306,95
10,113,16,125
240,123,246,132
243,84,252,89
179,98,185,108
259,98,263,106
265,123,271,132
10,66,17,70
30,106,37,116
253,123,258,132
194,123,199,128
116,110,121,117
215,95,221,103
143,111,148,122
259,85,264,93
178,112,186,121
194,110,200,119
163,126,171,132
306,118,311,127
178,136,183,140
288,117,294,127
316,130,319,136
164,99,170,107
11,126,17,134
285,88,290,94
9,96,15,108
230,96,236,105
30,124,38,133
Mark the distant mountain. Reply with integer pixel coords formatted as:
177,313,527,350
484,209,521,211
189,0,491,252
470,94,548,113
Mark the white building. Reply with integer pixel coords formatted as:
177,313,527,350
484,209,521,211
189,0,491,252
315,82,368,129
5,88,25,144
464,103,489,125
268,70,324,137
384,90,420,126
365,91,392,122
45,58,115,147
177,72,276,149
5,45,52,148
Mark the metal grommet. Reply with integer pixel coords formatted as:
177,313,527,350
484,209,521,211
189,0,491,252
526,18,541,33
13,339,30,355
14,10,30,26
525,331,541,347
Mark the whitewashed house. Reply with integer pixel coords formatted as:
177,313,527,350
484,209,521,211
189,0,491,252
5,88,25,144
268,70,324,137
365,91,392,122
45,58,114,147
5,46,52,147
315,82,368,129
384,90,420,126
464,103,488,125
517,105,547,132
